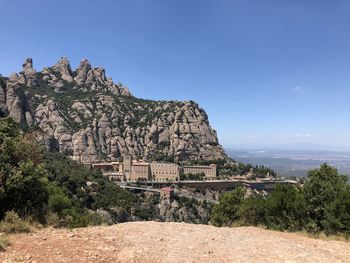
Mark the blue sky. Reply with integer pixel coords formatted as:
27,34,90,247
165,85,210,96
1,0,350,150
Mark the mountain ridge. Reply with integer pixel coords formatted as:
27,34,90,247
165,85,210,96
0,57,226,163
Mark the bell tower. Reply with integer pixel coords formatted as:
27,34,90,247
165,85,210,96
123,155,132,179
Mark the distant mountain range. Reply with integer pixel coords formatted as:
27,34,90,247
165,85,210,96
226,148,350,177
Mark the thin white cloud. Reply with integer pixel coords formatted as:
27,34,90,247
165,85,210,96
276,133,312,138
292,86,302,91
294,133,312,138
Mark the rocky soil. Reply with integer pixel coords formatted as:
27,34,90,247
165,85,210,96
1,222,349,263
0,58,226,162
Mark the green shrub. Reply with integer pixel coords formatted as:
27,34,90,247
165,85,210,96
304,164,348,232
47,184,72,216
211,187,246,227
86,212,105,226
238,194,266,226
210,164,350,236
45,212,60,228
323,185,350,236
265,185,307,231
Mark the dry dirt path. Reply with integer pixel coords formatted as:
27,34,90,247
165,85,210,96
1,221,349,263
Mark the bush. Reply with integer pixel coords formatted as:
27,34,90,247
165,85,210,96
2,161,49,221
304,164,348,232
211,187,246,227
45,212,60,228
323,185,350,236
47,184,72,216
238,194,266,226
210,164,350,236
86,212,105,226
265,185,307,231
0,117,139,228
0,211,31,234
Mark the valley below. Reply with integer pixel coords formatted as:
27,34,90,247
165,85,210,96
227,148,350,177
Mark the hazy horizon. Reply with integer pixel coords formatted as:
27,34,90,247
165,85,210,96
224,143,350,152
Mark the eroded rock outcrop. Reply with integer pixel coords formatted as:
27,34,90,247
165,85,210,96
3,72,34,126
0,57,226,162
52,57,74,83
0,79,7,117
22,58,37,87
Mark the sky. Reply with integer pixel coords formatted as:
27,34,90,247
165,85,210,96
1,0,350,150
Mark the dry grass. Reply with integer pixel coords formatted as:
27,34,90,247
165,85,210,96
298,231,350,242
233,223,350,242
0,235,10,251
0,211,31,234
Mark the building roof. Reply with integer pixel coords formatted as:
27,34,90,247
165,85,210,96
183,165,215,169
132,162,150,166
160,187,174,192
92,162,113,166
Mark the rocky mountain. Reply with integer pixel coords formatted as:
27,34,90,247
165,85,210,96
0,57,226,163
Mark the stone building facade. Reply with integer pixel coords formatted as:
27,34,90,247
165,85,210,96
150,163,179,182
182,164,217,178
92,156,216,182
129,162,150,180
91,162,125,180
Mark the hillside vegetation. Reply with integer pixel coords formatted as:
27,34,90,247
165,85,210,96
0,117,213,228
211,164,350,237
0,117,137,227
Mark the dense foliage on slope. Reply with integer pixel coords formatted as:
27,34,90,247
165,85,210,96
211,164,350,236
0,117,137,227
0,117,213,227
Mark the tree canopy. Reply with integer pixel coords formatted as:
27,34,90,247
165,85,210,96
211,163,350,236
0,117,136,227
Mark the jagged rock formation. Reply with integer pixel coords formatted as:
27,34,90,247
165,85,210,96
156,199,211,224
1,72,34,125
0,57,226,162
98,194,212,225
0,79,8,117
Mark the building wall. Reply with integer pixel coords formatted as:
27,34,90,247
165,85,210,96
92,162,125,180
112,162,124,173
160,188,174,203
150,163,179,181
183,164,217,178
129,164,150,180
92,163,114,172
93,158,216,182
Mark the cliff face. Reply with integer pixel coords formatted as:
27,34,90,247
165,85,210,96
0,58,226,162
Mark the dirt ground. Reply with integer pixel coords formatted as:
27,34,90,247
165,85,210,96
0,221,349,263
